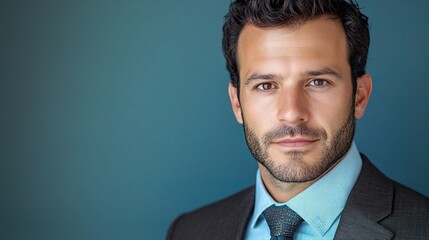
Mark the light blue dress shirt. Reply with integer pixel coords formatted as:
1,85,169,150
244,142,362,239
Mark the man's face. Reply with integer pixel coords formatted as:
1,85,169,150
229,16,371,183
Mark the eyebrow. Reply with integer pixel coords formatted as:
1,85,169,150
244,73,279,86
302,67,343,79
244,67,343,86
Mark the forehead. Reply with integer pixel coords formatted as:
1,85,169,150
237,16,349,78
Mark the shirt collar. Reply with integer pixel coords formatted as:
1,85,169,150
249,141,362,236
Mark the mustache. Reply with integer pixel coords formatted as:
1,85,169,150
262,123,327,145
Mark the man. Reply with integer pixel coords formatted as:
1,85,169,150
167,0,429,239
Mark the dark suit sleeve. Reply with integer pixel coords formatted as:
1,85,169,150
166,214,184,240
164,187,255,240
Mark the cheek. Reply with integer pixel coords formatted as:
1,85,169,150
241,100,275,134
308,92,353,135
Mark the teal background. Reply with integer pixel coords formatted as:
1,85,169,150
1,1,428,239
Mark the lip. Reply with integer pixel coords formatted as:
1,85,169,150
272,138,318,148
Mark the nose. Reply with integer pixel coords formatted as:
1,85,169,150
276,86,309,125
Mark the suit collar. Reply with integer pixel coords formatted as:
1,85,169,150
236,188,255,240
225,187,255,240
334,155,394,239
190,186,254,240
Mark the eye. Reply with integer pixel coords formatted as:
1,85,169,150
308,79,329,87
256,82,276,91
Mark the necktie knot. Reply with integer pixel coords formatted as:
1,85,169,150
263,205,303,240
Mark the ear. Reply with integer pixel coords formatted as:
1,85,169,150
228,83,243,124
354,73,372,119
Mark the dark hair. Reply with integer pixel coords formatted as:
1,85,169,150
222,0,369,92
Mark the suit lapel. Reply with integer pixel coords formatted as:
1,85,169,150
334,155,394,239
232,187,255,240
210,187,255,240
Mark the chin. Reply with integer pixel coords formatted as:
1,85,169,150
263,150,334,183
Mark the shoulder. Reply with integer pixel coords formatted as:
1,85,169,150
183,186,255,218
336,154,428,238
360,154,428,212
383,180,429,235
166,186,255,240
359,154,429,236
392,180,428,209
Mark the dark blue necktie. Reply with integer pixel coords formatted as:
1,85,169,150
263,205,304,240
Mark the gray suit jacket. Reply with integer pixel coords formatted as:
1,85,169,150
167,155,429,239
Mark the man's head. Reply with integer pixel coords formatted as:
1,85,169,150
222,0,370,92
223,0,372,187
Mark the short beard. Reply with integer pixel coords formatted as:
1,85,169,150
243,110,355,183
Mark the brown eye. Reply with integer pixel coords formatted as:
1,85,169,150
309,79,328,87
257,83,275,90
